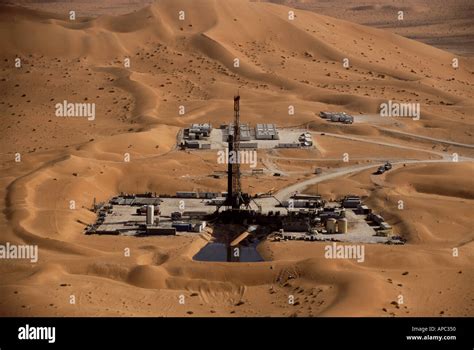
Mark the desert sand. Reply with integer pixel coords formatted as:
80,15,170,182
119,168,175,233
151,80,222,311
0,0,472,316
16,0,474,55
261,0,474,56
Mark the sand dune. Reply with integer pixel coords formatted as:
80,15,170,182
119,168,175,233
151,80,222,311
386,163,474,200
262,0,474,56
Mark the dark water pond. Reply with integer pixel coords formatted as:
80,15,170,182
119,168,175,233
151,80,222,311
193,242,264,262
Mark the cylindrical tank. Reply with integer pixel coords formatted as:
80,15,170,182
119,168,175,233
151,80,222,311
338,218,348,234
146,205,154,225
326,218,337,234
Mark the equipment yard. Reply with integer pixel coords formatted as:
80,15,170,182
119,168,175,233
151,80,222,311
87,96,408,256
180,124,314,150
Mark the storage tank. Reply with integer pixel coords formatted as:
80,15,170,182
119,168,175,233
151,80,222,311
146,205,154,225
338,218,348,234
326,218,337,234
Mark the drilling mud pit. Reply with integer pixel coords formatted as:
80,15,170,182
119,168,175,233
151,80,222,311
193,223,265,262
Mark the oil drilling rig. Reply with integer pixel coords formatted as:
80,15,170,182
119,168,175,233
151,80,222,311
215,94,316,231
226,94,251,210
212,94,324,259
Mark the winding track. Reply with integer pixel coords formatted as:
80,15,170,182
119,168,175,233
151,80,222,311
375,127,474,149
260,130,474,202
272,159,459,202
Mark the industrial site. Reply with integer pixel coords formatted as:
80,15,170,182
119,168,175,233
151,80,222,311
87,96,404,263
0,0,473,320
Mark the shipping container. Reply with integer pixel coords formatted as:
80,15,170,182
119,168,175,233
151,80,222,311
176,191,198,198
172,222,193,231
146,227,176,236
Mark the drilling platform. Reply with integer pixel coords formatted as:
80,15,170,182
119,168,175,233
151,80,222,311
84,94,404,262
213,94,317,236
